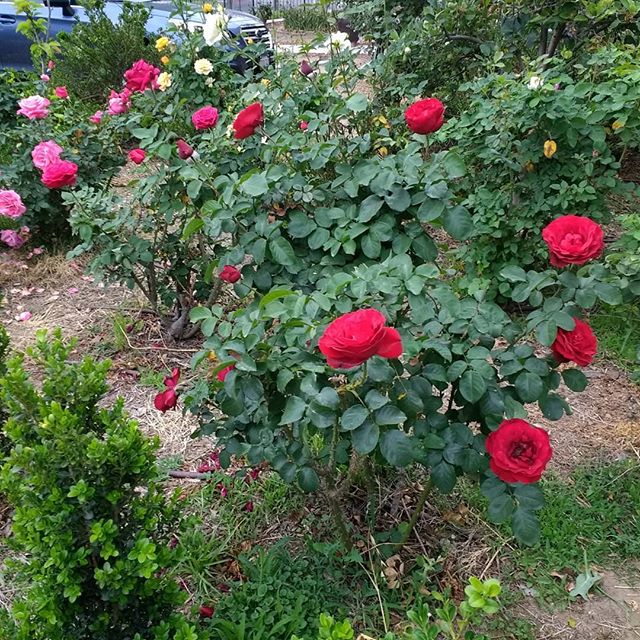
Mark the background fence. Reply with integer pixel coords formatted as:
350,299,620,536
222,0,321,12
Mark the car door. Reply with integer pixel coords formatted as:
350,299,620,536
0,1,82,70
0,1,30,69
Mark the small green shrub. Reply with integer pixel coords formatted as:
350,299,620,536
275,5,330,32
0,70,37,129
255,2,272,24
51,0,159,102
208,542,357,640
0,330,203,640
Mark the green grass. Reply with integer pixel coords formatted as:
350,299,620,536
463,459,640,601
591,303,640,379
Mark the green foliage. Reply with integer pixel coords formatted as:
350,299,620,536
0,69,37,129
0,323,9,456
13,0,61,72
443,47,640,295
0,330,203,640
186,250,623,545
297,577,502,640
591,303,640,380
274,5,331,32
208,543,357,640
467,459,640,601
51,0,160,102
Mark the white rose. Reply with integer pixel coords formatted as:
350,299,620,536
404,46,411,54
157,72,172,91
528,75,543,90
194,58,214,76
205,77,214,87
327,31,351,51
202,12,228,46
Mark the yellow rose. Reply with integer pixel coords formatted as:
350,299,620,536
612,120,624,130
202,2,213,12
194,58,214,76
161,55,170,65
261,78,270,87
377,146,389,158
543,139,557,159
246,37,254,45
155,36,170,52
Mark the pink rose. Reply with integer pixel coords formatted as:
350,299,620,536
128,148,146,164
0,190,26,219
40,74,50,83
124,59,160,92
41,159,78,189
89,110,104,124
299,121,308,131
31,140,63,170
192,105,219,130
47,60,55,70
107,89,131,115
17,95,50,120
1,230,24,249
54,86,68,99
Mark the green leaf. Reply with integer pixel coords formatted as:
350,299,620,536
515,372,544,403
182,217,204,240
380,430,413,467
345,93,368,112
259,288,297,309
536,319,558,346
487,493,514,523
385,187,412,212
189,307,212,322
298,467,320,493
442,206,473,240
511,508,541,545
351,420,380,454
358,195,384,222
316,386,340,410
240,172,269,196
500,265,528,282
513,484,545,511
431,461,456,493
570,568,602,601
367,357,396,382
443,150,466,178
279,396,307,425
340,405,369,431
562,368,588,392
365,390,389,410
269,236,296,266
374,405,407,425
594,283,622,306
459,371,487,403
539,393,567,420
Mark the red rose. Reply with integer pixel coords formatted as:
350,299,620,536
128,148,146,164
164,367,180,389
154,388,177,412
318,308,402,369
300,60,313,76
551,317,597,366
217,364,235,382
404,98,445,135
233,102,264,139
299,121,308,131
485,419,552,484
176,139,194,159
154,367,180,411
219,265,241,283
124,59,160,92
199,605,214,618
542,215,604,268
41,159,78,188
191,105,219,130
54,86,68,99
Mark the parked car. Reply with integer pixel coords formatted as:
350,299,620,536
0,0,273,70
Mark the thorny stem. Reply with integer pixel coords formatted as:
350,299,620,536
400,478,433,545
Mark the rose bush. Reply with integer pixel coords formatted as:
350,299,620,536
441,47,640,298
